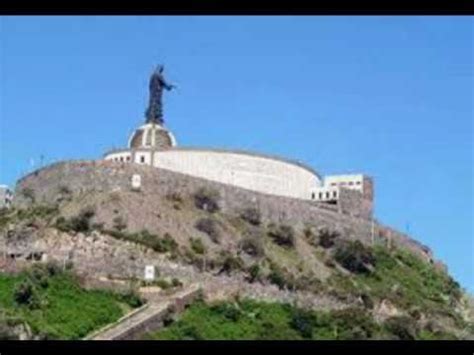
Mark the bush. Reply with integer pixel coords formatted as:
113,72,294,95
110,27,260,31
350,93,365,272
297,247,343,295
56,206,96,233
27,263,60,288
318,228,339,249
267,262,296,290
330,308,379,340
239,236,264,257
150,278,182,290
166,192,183,204
290,309,314,338
334,240,375,274
14,280,40,309
267,224,295,248
21,188,35,203
112,216,127,231
171,278,183,288
104,229,177,254
247,264,261,283
58,185,72,195
151,233,178,253
384,316,418,340
217,251,245,275
240,207,261,226
211,303,242,322
195,218,221,244
189,237,206,255
193,187,220,213
118,290,143,308
360,293,374,309
153,279,173,290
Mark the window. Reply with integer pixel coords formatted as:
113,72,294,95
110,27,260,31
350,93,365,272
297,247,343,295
319,192,323,199
349,181,354,186
326,192,330,199
331,183,336,186
126,156,131,161
120,157,124,162
356,181,361,185
140,156,145,163
311,192,315,199
333,191,337,198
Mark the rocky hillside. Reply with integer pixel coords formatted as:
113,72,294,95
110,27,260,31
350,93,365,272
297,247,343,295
0,160,472,340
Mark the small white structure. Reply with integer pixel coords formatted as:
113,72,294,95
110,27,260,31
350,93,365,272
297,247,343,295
0,185,13,208
144,265,155,281
131,174,142,190
311,174,373,202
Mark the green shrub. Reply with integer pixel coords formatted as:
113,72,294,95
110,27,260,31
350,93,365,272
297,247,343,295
112,216,127,231
318,228,339,248
360,293,374,309
330,308,379,340
166,192,183,204
267,224,295,248
21,188,35,203
217,251,245,275
247,264,261,283
27,263,56,288
384,315,418,340
151,278,182,290
334,240,375,274
239,236,264,257
240,207,261,226
171,278,183,288
104,229,177,254
58,185,72,195
189,237,206,255
56,206,95,233
193,187,220,213
211,303,242,322
14,280,40,309
118,290,143,308
289,309,314,338
267,262,296,290
151,233,178,253
195,218,221,244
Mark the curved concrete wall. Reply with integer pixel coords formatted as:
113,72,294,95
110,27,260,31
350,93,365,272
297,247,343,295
105,148,322,199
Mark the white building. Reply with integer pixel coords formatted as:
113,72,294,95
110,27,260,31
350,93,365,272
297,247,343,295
103,120,373,207
311,174,374,203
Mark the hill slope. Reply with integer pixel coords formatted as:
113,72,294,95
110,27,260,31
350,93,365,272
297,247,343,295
0,160,472,340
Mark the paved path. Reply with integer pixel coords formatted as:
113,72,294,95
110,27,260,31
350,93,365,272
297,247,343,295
86,284,201,340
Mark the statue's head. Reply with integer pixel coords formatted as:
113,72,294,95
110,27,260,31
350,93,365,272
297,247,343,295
156,64,164,73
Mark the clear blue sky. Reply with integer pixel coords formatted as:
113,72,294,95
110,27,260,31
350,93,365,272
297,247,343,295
1,16,472,291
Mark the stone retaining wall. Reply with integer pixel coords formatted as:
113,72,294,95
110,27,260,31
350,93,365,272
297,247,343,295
13,160,434,262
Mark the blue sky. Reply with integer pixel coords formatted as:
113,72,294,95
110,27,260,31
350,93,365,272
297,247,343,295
1,16,472,291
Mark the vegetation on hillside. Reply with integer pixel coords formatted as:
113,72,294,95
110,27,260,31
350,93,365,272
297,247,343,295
0,263,142,340
1,195,471,340
143,299,457,340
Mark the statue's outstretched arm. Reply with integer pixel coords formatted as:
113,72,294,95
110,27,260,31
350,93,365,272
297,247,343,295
163,79,176,91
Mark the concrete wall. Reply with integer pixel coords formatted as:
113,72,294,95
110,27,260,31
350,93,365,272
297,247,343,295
105,148,322,200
